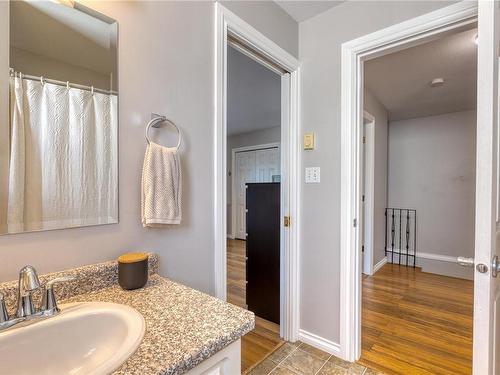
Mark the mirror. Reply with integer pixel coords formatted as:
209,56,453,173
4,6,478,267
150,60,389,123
1,1,118,235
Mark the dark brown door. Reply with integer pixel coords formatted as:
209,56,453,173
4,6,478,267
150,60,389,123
246,182,280,324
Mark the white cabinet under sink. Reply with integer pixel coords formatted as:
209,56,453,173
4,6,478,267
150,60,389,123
186,339,241,375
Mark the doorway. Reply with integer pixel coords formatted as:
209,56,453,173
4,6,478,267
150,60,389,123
339,2,500,374
226,41,283,371
215,4,301,373
362,20,477,375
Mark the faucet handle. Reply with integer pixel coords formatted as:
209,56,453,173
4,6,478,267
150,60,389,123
0,292,9,323
46,276,75,288
40,276,75,314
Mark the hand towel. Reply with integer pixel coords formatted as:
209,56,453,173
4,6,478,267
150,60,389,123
141,142,182,226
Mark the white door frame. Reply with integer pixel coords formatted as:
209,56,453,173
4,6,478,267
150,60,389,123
362,111,375,276
339,2,478,362
231,142,281,239
214,3,300,341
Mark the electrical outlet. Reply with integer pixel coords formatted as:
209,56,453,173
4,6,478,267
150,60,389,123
305,167,320,183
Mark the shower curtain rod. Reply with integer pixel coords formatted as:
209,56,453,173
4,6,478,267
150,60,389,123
9,68,117,95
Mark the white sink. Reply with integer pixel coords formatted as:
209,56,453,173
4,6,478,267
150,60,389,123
0,302,145,375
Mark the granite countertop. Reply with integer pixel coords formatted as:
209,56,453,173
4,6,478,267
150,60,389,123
63,274,255,375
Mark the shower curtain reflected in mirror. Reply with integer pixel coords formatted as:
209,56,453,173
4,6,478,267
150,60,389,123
6,76,118,234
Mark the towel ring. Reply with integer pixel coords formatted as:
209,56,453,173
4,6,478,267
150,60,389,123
145,115,182,149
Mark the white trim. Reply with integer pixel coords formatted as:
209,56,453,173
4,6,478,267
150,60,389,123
418,252,458,263
385,249,458,264
298,329,342,357
340,1,478,362
362,111,375,276
372,257,387,274
228,38,285,76
231,142,281,239
363,111,375,123
214,3,301,342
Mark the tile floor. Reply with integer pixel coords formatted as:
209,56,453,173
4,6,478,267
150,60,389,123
247,342,384,375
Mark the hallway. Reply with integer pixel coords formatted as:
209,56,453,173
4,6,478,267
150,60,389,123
359,264,473,374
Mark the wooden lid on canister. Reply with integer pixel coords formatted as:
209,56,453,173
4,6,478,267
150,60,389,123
118,252,148,264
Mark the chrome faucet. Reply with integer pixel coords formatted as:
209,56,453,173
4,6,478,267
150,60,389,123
0,292,9,323
16,265,41,318
0,265,75,332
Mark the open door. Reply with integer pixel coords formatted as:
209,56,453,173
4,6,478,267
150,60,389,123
279,72,290,339
471,2,500,374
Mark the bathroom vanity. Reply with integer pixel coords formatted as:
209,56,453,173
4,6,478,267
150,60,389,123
0,255,255,374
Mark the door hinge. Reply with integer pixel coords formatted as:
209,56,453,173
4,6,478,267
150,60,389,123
362,195,365,202
362,245,365,253
284,216,290,227
363,136,366,144
353,218,357,227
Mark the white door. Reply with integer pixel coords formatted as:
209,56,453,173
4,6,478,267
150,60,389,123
255,148,280,182
234,147,280,239
472,2,500,374
235,151,256,240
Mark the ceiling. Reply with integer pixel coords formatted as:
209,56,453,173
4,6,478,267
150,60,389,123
227,46,281,136
364,28,478,121
275,1,344,22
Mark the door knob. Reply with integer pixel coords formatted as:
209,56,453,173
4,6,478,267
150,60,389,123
492,255,500,278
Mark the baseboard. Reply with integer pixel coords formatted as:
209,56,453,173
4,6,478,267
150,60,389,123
385,249,457,263
373,257,387,274
385,249,472,280
298,329,342,357
417,252,457,263
227,234,235,240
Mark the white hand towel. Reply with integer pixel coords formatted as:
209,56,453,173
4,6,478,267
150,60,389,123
141,142,182,226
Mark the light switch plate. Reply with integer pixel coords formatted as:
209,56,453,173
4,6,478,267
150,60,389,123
304,133,315,150
305,167,320,183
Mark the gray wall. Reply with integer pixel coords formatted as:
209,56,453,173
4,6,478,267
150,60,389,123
220,1,298,58
0,2,298,290
299,0,456,344
388,110,476,279
364,89,388,269
226,126,281,236
0,1,214,290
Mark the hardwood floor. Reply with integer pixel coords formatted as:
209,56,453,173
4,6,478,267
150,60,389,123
227,239,247,309
359,264,473,375
227,239,284,373
228,241,472,374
